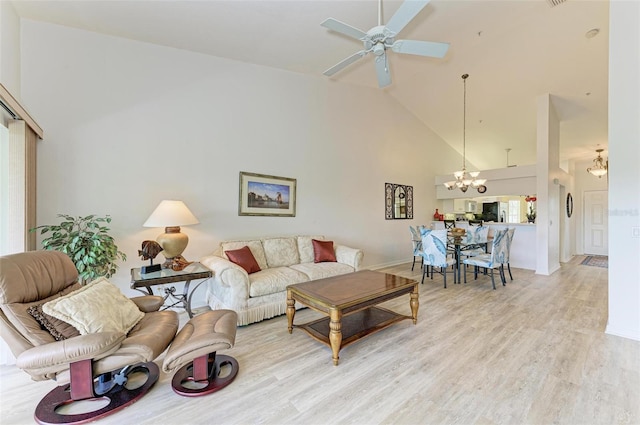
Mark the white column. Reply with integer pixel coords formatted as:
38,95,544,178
606,0,640,341
535,94,561,275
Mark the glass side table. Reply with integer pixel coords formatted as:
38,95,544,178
130,262,212,318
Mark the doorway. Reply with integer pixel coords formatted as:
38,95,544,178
583,190,608,255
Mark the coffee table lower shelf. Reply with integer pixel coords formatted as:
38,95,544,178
294,306,412,350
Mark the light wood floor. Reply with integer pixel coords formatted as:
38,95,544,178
1,257,638,424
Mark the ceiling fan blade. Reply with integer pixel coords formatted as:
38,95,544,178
391,39,449,58
374,53,392,88
385,0,430,36
321,18,367,41
323,50,367,76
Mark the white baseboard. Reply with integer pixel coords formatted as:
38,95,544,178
366,259,411,270
606,324,640,342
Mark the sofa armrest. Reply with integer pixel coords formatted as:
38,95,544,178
130,295,164,312
17,331,125,373
335,245,364,271
200,254,251,309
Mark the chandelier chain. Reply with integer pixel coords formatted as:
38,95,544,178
442,73,486,193
462,73,467,170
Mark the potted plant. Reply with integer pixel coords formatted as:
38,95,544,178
526,205,537,223
32,214,127,284
525,196,537,223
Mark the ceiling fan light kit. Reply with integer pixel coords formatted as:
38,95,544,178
321,0,449,88
444,73,487,194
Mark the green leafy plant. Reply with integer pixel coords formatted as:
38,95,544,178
526,204,537,223
32,214,127,284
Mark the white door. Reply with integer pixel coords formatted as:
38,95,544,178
584,190,608,255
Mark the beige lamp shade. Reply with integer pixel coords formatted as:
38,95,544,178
143,200,199,261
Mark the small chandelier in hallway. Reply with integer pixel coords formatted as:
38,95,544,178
444,73,487,193
587,148,608,178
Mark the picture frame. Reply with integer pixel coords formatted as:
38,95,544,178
238,171,297,217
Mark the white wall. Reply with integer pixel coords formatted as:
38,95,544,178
606,0,640,341
0,1,20,96
19,20,460,303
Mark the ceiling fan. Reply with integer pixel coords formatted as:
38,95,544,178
321,0,449,88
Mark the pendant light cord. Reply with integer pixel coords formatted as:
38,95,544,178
462,73,468,171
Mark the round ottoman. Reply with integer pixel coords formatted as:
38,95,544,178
162,309,239,396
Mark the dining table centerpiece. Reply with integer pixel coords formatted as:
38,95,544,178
450,227,466,243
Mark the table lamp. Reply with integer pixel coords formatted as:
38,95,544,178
143,200,199,268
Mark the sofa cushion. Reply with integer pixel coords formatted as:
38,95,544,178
43,277,144,335
248,267,309,298
297,235,324,263
225,246,261,274
262,237,299,268
221,240,268,270
313,239,337,263
289,262,355,281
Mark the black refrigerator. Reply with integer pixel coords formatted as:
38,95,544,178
482,202,499,222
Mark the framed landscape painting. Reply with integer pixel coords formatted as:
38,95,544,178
238,172,297,217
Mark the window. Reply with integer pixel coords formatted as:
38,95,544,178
508,200,520,223
0,123,8,254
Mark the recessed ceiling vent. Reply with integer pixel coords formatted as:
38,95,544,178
546,0,567,7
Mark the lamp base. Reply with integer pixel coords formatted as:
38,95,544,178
157,226,189,259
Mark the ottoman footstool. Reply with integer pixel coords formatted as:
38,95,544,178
162,309,239,397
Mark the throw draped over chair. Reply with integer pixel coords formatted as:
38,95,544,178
409,225,423,271
463,228,509,290
420,228,457,288
0,251,179,425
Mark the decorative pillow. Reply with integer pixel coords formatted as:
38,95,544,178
27,304,80,341
225,246,261,274
221,240,268,270
312,239,337,263
42,277,144,335
262,237,299,268
297,235,325,263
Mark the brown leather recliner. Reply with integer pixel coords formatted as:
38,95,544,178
0,251,179,424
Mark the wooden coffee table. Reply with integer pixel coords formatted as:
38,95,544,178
286,270,419,365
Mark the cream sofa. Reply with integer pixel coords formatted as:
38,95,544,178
200,235,363,326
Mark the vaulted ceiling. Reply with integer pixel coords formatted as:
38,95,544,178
11,0,610,170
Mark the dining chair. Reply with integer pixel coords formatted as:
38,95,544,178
460,225,489,259
462,228,508,290
502,227,516,282
409,225,423,271
443,219,457,255
468,219,483,227
420,228,457,288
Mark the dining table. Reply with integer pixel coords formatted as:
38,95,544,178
449,233,491,283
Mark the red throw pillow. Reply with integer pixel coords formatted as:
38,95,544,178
312,239,337,263
225,246,261,274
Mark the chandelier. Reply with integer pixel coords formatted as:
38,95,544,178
586,148,608,178
444,74,487,193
